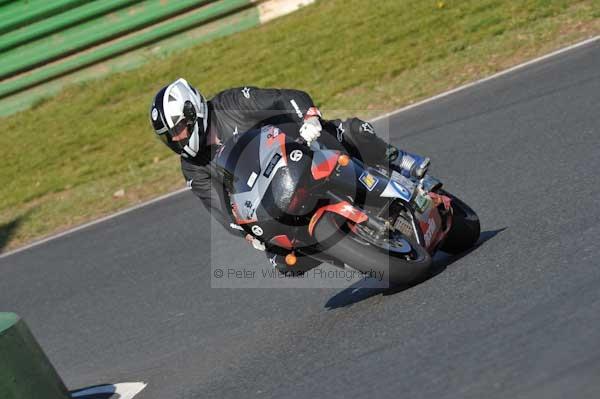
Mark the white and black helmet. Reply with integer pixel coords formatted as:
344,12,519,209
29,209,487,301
150,78,208,157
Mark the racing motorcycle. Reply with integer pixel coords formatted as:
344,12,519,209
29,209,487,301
214,124,480,285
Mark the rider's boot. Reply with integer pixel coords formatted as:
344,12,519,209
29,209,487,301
386,145,430,179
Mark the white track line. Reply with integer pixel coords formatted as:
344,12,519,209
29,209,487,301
0,188,189,259
1,35,598,259
372,35,600,123
71,382,147,398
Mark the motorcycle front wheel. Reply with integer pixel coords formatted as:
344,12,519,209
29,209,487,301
312,212,433,286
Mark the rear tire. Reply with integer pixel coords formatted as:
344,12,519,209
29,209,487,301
313,213,433,285
439,190,480,254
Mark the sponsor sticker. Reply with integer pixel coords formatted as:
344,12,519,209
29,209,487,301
267,126,280,137
290,149,303,162
423,217,436,246
361,122,375,134
251,225,264,236
247,172,258,188
263,153,282,178
151,108,158,121
290,99,303,119
391,180,411,199
359,171,379,191
336,122,345,142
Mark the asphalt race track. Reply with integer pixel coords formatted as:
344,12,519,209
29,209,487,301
1,40,600,399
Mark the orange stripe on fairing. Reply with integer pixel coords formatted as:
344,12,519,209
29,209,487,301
311,152,340,180
236,218,258,225
266,132,287,164
271,235,294,249
308,201,368,236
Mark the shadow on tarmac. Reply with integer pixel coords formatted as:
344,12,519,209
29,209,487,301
325,228,507,310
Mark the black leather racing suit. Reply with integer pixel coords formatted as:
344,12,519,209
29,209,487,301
181,87,394,270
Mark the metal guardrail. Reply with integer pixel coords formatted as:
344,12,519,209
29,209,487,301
0,0,312,113
0,0,215,79
0,0,90,36
0,0,145,53
0,0,256,99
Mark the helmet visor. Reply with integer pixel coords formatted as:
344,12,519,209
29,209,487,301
156,122,188,153
170,119,191,142
157,118,200,155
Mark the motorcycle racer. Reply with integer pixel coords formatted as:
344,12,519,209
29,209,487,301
149,78,430,273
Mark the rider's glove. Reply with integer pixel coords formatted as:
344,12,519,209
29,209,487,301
299,116,322,144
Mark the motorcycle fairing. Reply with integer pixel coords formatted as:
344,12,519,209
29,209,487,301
269,234,294,250
379,171,416,202
413,192,453,252
216,126,319,244
311,150,340,180
308,201,368,236
215,124,452,256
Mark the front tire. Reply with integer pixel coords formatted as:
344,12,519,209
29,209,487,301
439,190,480,254
312,213,433,285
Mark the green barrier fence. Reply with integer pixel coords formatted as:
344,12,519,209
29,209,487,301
0,0,256,99
0,0,91,36
0,313,70,399
0,0,18,8
0,0,216,79
0,6,260,116
0,0,146,53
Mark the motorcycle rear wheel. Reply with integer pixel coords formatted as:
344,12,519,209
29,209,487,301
313,213,433,286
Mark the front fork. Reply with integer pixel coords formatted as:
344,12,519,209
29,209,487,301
321,157,415,240
324,173,449,251
325,190,389,237
315,152,450,252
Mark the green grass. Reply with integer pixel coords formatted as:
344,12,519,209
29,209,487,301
0,0,598,251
